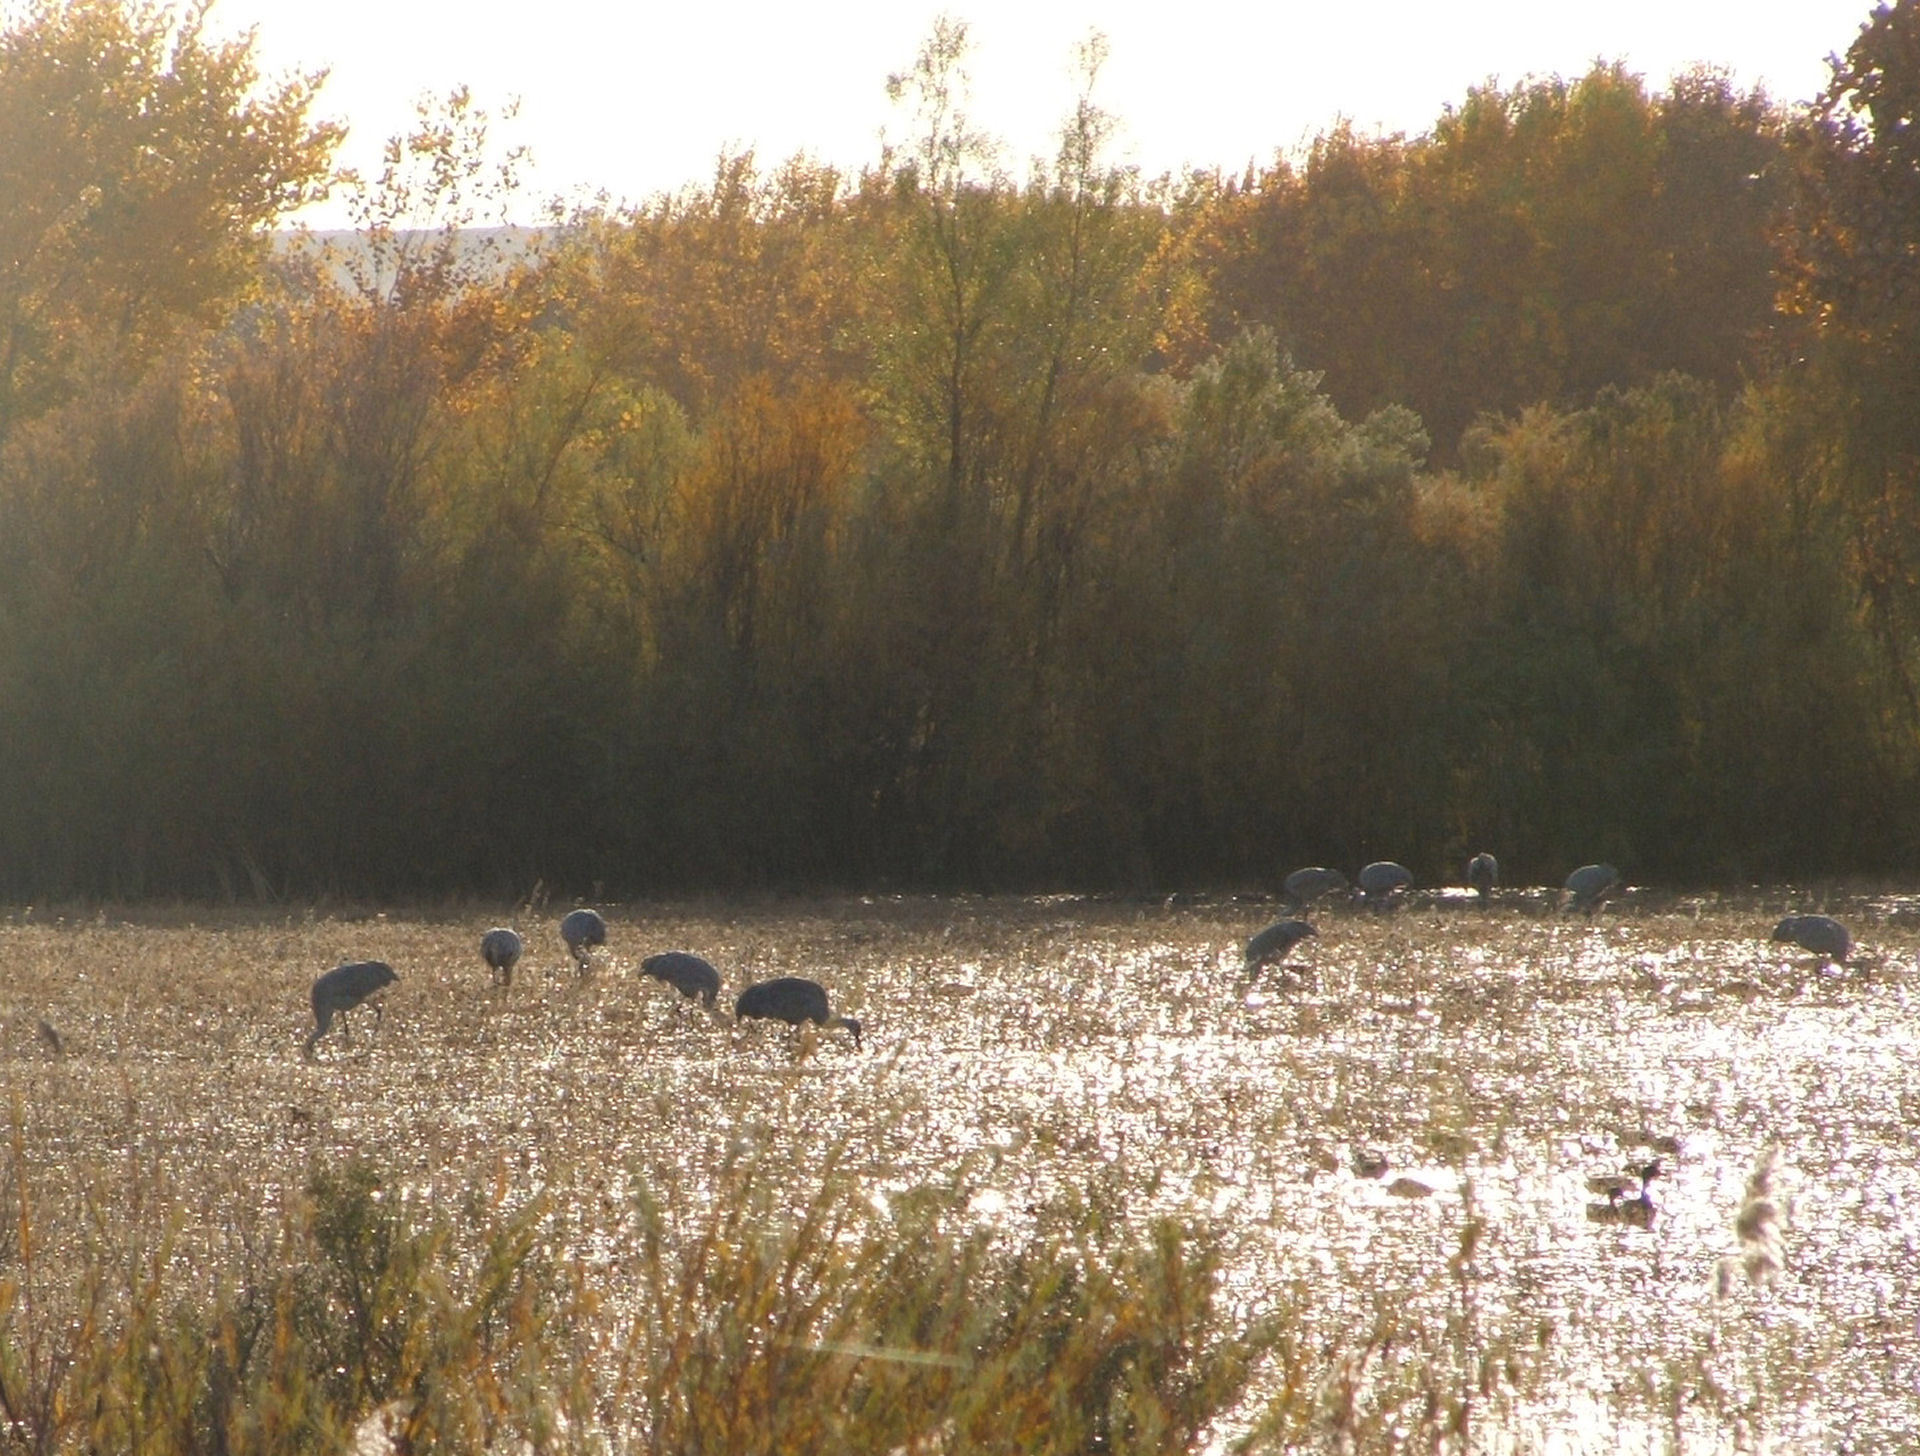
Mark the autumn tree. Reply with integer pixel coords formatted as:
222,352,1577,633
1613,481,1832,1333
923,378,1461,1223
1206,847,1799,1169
1780,0,1920,716
1190,65,1785,458
1461,374,1904,878
564,151,857,422
1003,36,1169,608
0,0,338,447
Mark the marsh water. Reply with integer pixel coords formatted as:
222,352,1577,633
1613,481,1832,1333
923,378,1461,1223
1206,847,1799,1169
2,889,1916,1449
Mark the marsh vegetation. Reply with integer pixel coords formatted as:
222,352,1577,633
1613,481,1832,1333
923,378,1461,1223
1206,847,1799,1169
0,891,1911,1450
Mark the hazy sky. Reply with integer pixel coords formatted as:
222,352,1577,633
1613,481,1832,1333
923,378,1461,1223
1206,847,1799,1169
203,0,1875,225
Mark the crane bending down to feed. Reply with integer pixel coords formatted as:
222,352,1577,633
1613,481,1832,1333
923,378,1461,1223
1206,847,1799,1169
1467,852,1498,902
735,977,863,1049
1284,867,1348,906
1565,864,1620,914
1770,914,1852,966
305,961,397,1058
560,908,607,973
480,927,523,987
1244,919,1315,978
1357,861,1413,907
642,951,722,1007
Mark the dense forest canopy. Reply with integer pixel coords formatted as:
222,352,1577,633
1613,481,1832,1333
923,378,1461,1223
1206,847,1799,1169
1,0,1917,900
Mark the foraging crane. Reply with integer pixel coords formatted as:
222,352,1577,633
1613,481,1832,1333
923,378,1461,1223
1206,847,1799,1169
1244,918,1315,978
1770,914,1852,966
1283,867,1348,906
641,951,722,1007
735,976,863,1049
1467,852,1498,903
1356,861,1413,907
305,961,397,1058
560,908,607,973
1564,864,1620,914
480,927,523,988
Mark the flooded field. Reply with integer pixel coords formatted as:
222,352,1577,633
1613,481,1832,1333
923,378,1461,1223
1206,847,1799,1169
1,889,1916,1450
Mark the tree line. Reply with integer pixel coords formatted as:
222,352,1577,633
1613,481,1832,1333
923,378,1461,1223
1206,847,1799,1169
1,0,1916,900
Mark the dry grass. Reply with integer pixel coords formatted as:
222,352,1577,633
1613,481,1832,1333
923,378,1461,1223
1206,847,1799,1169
0,889,1914,1451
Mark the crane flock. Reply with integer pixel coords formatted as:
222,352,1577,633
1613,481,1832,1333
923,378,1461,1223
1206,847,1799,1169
301,908,870,1059
298,859,1859,1061
288,869,1870,1252
1238,854,1859,1014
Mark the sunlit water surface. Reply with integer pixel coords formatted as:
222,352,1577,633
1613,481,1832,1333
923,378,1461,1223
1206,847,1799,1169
2,889,1916,1449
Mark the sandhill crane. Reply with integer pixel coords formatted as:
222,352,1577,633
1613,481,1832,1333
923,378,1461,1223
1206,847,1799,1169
560,908,607,973
1284,867,1348,906
1357,861,1412,908
305,961,397,1058
480,927,523,987
1244,919,1315,978
1467,852,1498,902
735,977,862,1049
642,951,722,1007
1770,914,1852,966
1565,864,1620,913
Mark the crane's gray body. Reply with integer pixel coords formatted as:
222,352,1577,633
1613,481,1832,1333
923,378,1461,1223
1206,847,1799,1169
480,927,523,987
1565,864,1620,913
1357,861,1413,906
1244,918,1315,974
1467,852,1498,901
306,960,397,1056
560,908,607,972
735,976,862,1049
1284,867,1349,905
1771,914,1851,964
642,951,722,1006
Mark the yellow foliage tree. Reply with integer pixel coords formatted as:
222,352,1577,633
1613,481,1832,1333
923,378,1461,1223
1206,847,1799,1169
0,0,339,446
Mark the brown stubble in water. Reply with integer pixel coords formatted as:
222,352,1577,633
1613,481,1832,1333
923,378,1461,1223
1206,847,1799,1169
0,890,1915,1447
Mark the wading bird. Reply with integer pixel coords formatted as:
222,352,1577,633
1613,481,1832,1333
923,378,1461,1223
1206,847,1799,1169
642,951,722,1007
1565,864,1620,914
480,927,523,988
1244,918,1315,978
1467,852,1498,903
560,908,607,973
305,961,397,1058
1586,1158,1664,1200
1284,867,1349,906
735,976,862,1049
1357,861,1413,907
1587,1178,1657,1227
1770,913,1852,966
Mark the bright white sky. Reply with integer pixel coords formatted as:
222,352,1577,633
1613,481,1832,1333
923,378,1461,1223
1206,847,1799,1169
202,0,1874,226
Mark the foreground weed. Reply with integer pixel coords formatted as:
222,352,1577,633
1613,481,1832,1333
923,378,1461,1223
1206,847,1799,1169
0,1127,573,1455
600,1132,1280,1456
0,1076,1574,1454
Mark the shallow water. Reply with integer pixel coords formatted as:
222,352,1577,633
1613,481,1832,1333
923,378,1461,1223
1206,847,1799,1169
1,890,1915,1449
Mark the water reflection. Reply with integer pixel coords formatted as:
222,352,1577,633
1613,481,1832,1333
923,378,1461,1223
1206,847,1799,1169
0,891,1913,1446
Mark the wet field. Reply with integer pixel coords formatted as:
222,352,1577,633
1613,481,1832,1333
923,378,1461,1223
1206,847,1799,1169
1,889,1915,1450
